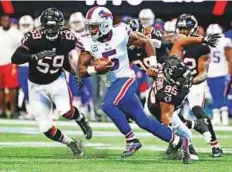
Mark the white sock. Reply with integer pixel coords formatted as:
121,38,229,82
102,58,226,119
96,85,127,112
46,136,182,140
212,109,221,125
61,134,73,145
221,106,229,126
172,112,192,140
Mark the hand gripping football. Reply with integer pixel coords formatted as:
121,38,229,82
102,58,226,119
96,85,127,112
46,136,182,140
91,58,113,74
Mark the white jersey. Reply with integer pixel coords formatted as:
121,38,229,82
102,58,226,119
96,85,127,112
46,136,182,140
0,27,23,65
207,35,232,78
80,23,135,87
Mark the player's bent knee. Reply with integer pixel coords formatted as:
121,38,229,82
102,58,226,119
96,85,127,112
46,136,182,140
192,106,208,119
38,121,53,133
102,103,113,113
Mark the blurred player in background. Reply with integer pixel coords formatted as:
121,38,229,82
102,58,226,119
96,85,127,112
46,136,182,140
0,14,23,118
207,24,232,126
124,9,163,104
69,12,95,120
175,14,223,157
18,15,34,119
11,8,92,155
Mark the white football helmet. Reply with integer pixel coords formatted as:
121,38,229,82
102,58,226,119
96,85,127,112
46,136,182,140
85,7,113,41
139,8,155,28
19,15,34,34
34,16,41,29
69,12,85,32
164,19,177,33
206,24,223,35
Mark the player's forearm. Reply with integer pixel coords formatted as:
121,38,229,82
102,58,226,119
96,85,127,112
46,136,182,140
175,36,202,48
145,39,156,57
11,46,32,64
192,72,207,84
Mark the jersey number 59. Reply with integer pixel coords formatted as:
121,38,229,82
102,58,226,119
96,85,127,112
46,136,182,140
37,55,64,74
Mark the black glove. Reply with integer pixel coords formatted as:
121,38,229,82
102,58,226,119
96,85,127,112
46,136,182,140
202,33,221,47
32,50,56,61
129,19,141,31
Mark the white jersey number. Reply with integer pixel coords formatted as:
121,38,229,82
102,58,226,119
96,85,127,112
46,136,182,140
37,55,64,74
212,50,220,63
184,58,197,75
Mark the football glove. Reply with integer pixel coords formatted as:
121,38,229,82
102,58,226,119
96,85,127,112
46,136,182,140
32,50,56,61
202,33,221,47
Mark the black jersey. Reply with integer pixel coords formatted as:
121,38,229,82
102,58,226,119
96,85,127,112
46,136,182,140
183,44,210,78
128,28,166,70
147,70,190,122
22,29,76,84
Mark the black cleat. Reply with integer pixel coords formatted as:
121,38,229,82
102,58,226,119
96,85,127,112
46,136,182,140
193,118,209,134
76,113,92,140
166,143,181,160
212,147,223,157
180,138,191,164
189,144,199,161
121,139,142,158
67,139,83,156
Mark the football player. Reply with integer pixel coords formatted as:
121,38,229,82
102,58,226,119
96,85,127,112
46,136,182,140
207,24,232,126
18,15,34,119
69,12,96,121
175,14,223,157
11,8,92,156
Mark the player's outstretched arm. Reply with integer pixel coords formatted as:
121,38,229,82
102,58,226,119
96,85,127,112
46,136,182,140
192,55,210,84
11,46,32,64
11,46,56,65
169,33,221,58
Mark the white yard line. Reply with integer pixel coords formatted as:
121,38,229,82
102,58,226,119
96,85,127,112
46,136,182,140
0,126,231,139
0,119,232,131
1,141,232,154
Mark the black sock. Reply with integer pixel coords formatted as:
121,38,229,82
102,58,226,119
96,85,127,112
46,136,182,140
63,107,80,120
192,106,217,142
44,126,72,144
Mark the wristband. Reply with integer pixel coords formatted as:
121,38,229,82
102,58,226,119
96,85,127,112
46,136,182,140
87,66,97,75
148,56,157,67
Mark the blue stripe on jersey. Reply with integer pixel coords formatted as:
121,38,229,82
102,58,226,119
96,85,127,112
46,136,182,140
102,49,117,58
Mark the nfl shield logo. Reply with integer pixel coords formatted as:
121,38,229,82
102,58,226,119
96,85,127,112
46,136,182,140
91,45,98,52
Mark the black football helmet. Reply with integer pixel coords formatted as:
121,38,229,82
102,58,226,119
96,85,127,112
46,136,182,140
40,8,64,41
175,14,198,36
163,56,192,87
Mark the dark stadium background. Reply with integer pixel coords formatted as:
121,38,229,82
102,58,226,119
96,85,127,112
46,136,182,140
0,1,232,30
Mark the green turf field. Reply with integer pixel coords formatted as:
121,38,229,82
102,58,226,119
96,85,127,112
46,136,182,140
0,119,232,172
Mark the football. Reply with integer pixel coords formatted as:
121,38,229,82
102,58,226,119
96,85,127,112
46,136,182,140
92,58,112,66
91,58,113,74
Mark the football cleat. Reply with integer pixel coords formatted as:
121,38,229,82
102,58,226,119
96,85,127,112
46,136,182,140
76,113,93,140
189,144,199,161
180,138,191,164
165,143,181,160
212,147,223,157
67,139,83,156
121,139,142,158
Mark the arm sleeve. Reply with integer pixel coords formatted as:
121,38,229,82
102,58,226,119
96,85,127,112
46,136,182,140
11,46,32,64
11,32,35,64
